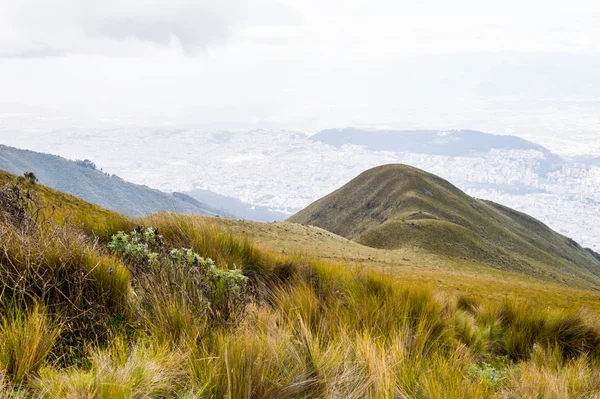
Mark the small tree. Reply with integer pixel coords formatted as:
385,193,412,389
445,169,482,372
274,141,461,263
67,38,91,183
75,159,97,170
23,172,38,183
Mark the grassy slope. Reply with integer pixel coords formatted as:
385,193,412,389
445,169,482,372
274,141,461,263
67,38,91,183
288,164,600,290
2,172,600,397
0,145,214,217
151,214,600,313
0,170,134,240
4,169,600,311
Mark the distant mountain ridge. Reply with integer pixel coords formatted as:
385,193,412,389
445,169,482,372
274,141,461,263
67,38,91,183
182,189,289,222
0,144,217,217
289,164,600,289
311,128,562,173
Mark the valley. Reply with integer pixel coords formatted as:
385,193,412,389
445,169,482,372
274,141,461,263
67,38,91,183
2,128,599,251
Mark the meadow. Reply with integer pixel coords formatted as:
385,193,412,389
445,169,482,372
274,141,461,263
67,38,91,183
1,175,600,398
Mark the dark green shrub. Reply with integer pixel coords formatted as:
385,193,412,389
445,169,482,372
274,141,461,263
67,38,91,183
23,172,37,183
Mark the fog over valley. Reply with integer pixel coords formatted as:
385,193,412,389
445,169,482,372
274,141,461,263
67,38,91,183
1,127,599,251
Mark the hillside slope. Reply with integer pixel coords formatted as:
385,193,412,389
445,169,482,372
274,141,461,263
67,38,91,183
289,164,600,289
4,168,600,398
0,145,217,217
3,167,600,312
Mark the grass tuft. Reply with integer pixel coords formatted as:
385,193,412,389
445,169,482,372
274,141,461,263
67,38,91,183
0,305,61,384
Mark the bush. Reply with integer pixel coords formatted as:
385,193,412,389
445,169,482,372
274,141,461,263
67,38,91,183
108,227,250,327
0,183,34,229
23,172,37,183
107,227,163,273
467,357,509,387
170,248,249,323
75,159,97,170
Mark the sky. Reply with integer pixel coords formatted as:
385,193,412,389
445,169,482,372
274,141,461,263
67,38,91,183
1,0,600,138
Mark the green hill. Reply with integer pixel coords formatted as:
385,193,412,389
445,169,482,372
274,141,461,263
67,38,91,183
289,164,600,289
2,168,600,397
0,144,219,217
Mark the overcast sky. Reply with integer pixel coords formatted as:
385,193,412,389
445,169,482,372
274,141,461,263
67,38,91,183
1,0,600,136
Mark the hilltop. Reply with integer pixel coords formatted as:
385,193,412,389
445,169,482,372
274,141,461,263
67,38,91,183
289,164,600,289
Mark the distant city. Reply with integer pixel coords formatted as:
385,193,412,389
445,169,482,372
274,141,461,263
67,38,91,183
1,128,598,250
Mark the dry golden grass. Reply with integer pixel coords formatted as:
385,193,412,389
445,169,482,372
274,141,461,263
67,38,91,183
1,173,600,397
0,305,61,385
153,214,600,313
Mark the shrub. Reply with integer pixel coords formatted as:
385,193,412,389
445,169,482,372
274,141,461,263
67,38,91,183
0,183,34,229
75,159,97,170
467,358,509,387
108,227,250,326
107,227,163,273
171,248,249,323
23,172,37,183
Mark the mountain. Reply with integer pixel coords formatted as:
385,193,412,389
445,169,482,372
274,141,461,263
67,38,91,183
289,164,600,289
0,144,218,217
172,192,237,218
182,188,289,222
4,128,599,252
4,163,600,397
311,128,562,173
311,128,554,156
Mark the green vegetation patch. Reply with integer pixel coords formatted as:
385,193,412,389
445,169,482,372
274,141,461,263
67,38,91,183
0,173,599,397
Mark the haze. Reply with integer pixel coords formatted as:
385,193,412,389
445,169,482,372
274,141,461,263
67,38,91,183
1,0,600,146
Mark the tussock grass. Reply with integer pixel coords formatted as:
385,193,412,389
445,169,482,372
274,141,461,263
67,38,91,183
1,181,600,397
482,299,600,361
143,214,268,272
0,221,132,365
0,172,135,241
143,286,206,344
188,316,316,398
500,347,600,398
0,216,131,317
141,213,305,298
35,339,187,398
0,305,61,384
0,372,26,399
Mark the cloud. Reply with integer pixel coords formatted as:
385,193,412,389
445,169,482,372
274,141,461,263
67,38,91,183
0,0,300,57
